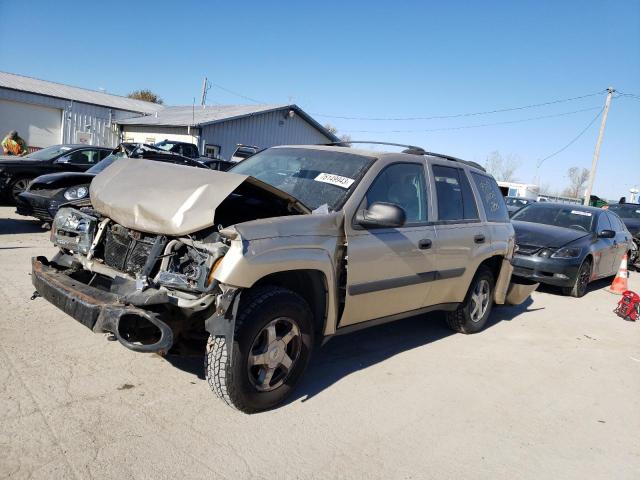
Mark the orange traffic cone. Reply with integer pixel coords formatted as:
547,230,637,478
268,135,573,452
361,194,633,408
608,254,629,294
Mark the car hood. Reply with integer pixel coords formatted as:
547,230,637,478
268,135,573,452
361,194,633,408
90,158,310,236
512,220,590,249
0,157,50,168
29,171,95,190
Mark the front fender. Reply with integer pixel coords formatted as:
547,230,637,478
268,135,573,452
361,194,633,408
214,238,340,336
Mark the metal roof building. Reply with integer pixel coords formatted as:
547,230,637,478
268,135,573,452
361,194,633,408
0,71,163,149
116,104,338,159
0,71,337,157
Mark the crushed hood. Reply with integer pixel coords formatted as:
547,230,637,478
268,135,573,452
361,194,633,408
90,158,309,236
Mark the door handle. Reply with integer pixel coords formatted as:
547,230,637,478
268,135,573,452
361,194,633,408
418,239,432,250
474,234,486,244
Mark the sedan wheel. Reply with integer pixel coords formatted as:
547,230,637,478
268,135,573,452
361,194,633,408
11,178,31,201
563,259,592,298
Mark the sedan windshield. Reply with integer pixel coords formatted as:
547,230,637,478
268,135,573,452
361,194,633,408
24,145,73,161
86,153,123,174
608,204,640,219
229,147,373,210
511,204,595,232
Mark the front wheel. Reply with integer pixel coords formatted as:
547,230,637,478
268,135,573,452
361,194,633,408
9,177,32,202
562,258,592,298
205,287,314,413
445,265,495,334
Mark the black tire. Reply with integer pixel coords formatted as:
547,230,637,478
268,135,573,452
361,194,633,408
8,177,32,202
205,286,314,413
562,258,592,298
445,265,495,334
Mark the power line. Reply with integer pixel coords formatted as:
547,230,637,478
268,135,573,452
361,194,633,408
310,90,607,121
342,106,602,134
208,80,265,104
535,107,605,168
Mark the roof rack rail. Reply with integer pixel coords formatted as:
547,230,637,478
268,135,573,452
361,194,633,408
323,140,425,152
321,140,485,172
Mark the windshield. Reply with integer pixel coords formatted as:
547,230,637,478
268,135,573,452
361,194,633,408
229,147,373,210
512,204,595,232
86,153,124,174
608,204,640,219
505,197,531,207
154,141,178,151
24,145,73,161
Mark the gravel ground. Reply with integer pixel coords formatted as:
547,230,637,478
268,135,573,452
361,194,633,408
1,206,639,480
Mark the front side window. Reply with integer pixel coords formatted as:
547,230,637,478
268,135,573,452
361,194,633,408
470,172,510,223
229,147,373,211
363,163,428,223
67,149,99,164
596,212,612,232
433,165,479,221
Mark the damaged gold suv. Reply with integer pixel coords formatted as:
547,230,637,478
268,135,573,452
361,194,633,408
32,143,536,413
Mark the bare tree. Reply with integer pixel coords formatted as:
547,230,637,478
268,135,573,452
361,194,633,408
127,89,164,104
324,124,351,146
562,167,590,198
485,151,521,182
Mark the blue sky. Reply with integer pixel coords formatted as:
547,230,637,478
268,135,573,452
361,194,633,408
1,0,638,199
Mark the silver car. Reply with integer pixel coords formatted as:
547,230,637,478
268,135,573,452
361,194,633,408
32,144,535,412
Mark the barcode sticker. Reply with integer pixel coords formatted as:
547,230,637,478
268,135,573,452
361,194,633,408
314,173,355,189
570,210,592,217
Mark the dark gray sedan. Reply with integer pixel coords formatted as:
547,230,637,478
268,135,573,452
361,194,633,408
511,203,633,297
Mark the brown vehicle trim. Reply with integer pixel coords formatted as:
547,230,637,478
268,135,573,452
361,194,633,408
348,268,465,296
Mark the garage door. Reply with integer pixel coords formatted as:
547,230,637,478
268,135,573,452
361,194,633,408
0,99,61,149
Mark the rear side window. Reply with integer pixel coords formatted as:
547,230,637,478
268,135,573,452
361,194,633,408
470,172,510,222
432,165,479,221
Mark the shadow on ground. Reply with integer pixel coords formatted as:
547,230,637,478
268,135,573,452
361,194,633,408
537,276,615,297
164,297,538,402
0,215,45,235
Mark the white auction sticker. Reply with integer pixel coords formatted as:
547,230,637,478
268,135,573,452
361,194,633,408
314,173,355,189
570,210,592,216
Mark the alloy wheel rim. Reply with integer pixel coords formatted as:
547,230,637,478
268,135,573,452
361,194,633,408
470,279,490,322
578,263,590,294
247,317,301,392
12,179,29,198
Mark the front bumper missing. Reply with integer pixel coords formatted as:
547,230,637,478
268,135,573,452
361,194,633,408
31,257,173,354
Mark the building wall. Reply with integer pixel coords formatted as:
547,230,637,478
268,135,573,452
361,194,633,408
0,87,143,148
200,109,330,159
120,125,198,146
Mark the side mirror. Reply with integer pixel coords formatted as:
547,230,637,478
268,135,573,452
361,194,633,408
55,155,70,164
598,229,616,239
355,202,406,229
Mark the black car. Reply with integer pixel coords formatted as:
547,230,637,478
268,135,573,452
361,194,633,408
16,144,209,223
607,203,640,267
0,144,112,202
510,203,633,297
505,196,536,216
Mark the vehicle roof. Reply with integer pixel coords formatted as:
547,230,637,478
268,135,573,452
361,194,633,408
270,144,487,172
526,202,604,214
40,144,112,150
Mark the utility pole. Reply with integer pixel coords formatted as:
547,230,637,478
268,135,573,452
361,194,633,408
583,87,614,205
200,77,208,106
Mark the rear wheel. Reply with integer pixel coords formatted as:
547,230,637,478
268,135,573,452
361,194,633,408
205,286,314,413
445,265,495,334
562,258,591,298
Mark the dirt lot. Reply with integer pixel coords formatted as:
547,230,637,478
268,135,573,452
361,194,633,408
1,205,639,480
